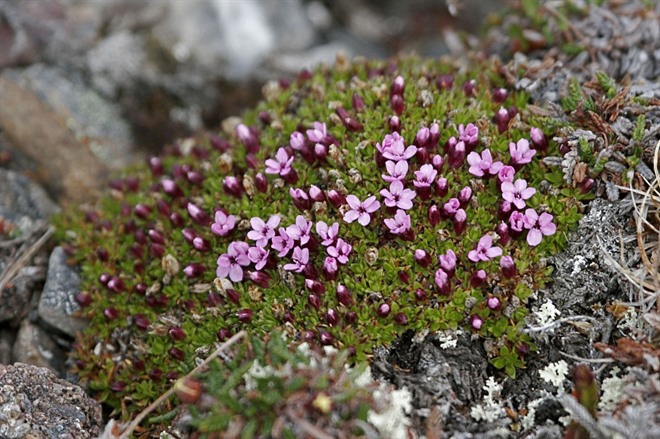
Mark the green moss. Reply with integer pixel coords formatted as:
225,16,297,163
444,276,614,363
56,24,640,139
57,55,588,429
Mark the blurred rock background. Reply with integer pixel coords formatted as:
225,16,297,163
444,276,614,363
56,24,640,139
0,0,504,204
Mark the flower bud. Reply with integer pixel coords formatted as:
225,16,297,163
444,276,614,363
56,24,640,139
108,276,126,293
453,209,467,234
492,88,508,104
434,177,449,198
320,331,334,345
377,303,391,317
255,172,268,193
470,315,484,330
217,328,232,342
187,202,211,226
223,176,243,197
495,222,510,245
462,79,477,96
530,127,548,151
416,147,430,165
415,127,430,148
394,312,408,325
75,293,92,307
500,255,517,279
431,154,444,172
495,107,510,134
313,143,327,161
148,157,164,176
169,212,184,228
237,308,253,324
414,288,427,302
210,135,230,152
391,75,405,96
308,185,326,202
414,249,432,268
305,278,325,295
150,243,165,258
327,190,346,208
289,187,311,211
249,270,271,287
389,115,401,133
391,94,404,116
169,327,186,341
470,270,487,287
134,203,151,220
134,313,150,330
308,294,322,309
184,263,205,278
169,347,185,361
226,289,240,305
580,178,594,194
434,269,451,295
336,284,352,306
352,93,365,111
458,186,472,207
487,296,502,311
104,307,119,320
325,309,339,326
161,179,183,198
436,74,453,90
398,270,411,283
448,141,465,168
428,204,441,226
345,311,358,324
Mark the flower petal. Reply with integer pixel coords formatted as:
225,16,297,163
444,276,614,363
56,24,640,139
526,228,542,246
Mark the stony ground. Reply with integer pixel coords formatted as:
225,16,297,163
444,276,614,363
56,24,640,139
0,1,658,438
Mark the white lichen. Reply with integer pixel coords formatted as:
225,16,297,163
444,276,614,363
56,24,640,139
599,367,625,412
243,360,279,391
470,376,504,423
539,360,569,392
436,330,458,349
535,299,561,326
368,386,413,439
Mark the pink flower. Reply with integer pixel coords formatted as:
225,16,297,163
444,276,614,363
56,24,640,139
438,249,457,274
384,209,411,235
327,238,352,264
306,122,327,143
265,147,295,176
286,215,312,245
522,209,556,246
382,160,408,182
497,165,516,184
379,134,417,161
323,256,338,279
344,195,380,226
211,210,236,237
458,123,479,147
271,227,294,257
413,164,437,188
216,241,250,282
509,139,536,166
316,221,339,246
247,246,269,270
443,198,461,216
290,131,305,150
468,235,503,262
501,179,536,209
470,315,484,330
247,215,280,247
467,149,504,177
509,211,525,232
283,247,309,272
377,132,404,154
380,180,416,210
434,268,450,294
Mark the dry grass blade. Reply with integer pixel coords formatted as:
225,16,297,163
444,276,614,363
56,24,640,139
0,224,53,293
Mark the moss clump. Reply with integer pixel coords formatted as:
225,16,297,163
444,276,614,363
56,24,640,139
58,55,588,427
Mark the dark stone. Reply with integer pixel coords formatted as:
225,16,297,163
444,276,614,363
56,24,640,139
0,169,59,220
0,363,103,438
13,320,65,373
37,247,86,337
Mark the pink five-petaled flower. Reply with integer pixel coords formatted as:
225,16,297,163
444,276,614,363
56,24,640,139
382,160,408,182
286,215,312,245
384,209,411,235
247,215,280,247
509,211,525,232
376,132,404,155
467,149,504,177
247,246,269,270
290,131,305,150
316,221,339,246
216,241,250,282
344,195,380,226
458,123,479,147
306,122,327,144
327,238,352,264
283,246,309,272
501,179,536,209
271,227,294,257
413,164,437,188
497,165,516,184
211,210,236,237
438,249,457,274
378,133,417,161
380,180,416,210
509,139,536,166
264,147,295,176
468,235,503,262
522,209,556,246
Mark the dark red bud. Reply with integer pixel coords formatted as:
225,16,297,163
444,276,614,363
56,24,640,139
282,311,295,323
108,277,125,293
462,79,477,96
150,243,165,258
303,330,315,341
580,178,594,194
415,288,427,302
168,347,185,361
320,331,334,345
187,202,211,226
470,270,487,288
255,173,268,193
169,327,186,341
75,293,92,307
186,171,204,186
104,307,119,320
149,368,163,382
156,200,171,217
325,309,339,326
192,237,211,252
182,228,197,244
308,185,325,202
377,303,391,317
398,270,410,283
237,309,253,324
492,88,508,103
416,147,430,164
134,314,150,330
345,311,358,324
134,203,151,220
308,294,321,310
336,284,352,306
110,381,126,392
96,247,109,262
327,190,346,207
217,328,232,342
223,177,243,197
184,263,205,278
249,270,270,287
245,153,260,169
161,179,183,198
148,229,165,245
149,157,164,176
207,292,222,307
495,222,510,245
391,94,404,116
389,115,401,133
210,135,230,152
305,278,326,295
169,212,185,227
428,205,441,226
436,74,454,90
226,289,240,305
258,111,272,124
352,93,365,111
394,312,408,325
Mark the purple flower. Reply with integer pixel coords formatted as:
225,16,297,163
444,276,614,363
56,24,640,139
434,268,450,295
327,238,352,264
378,134,417,161
248,246,269,270
501,179,536,209
377,132,404,154
286,215,312,245
509,139,536,166
413,164,437,188
306,122,327,143
468,235,503,262
316,221,339,246
470,315,484,330
458,123,479,147
265,147,295,176
271,227,294,257
290,131,305,150
443,198,461,216
211,210,236,237
509,211,525,232
487,296,502,310
382,160,408,182
497,165,516,184
216,241,250,282
467,149,504,177
247,215,280,247
323,256,338,279
522,209,556,246
289,187,311,211
438,249,457,274
344,195,380,226
380,181,416,210
283,246,309,272
384,209,411,235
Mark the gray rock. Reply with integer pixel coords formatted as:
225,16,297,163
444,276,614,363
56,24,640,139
0,363,103,439
0,269,34,326
0,169,59,220
37,247,86,337
13,320,65,372
0,329,13,365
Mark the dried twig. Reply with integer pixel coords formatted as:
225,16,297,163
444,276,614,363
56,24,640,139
523,315,599,334
0,225,53,292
